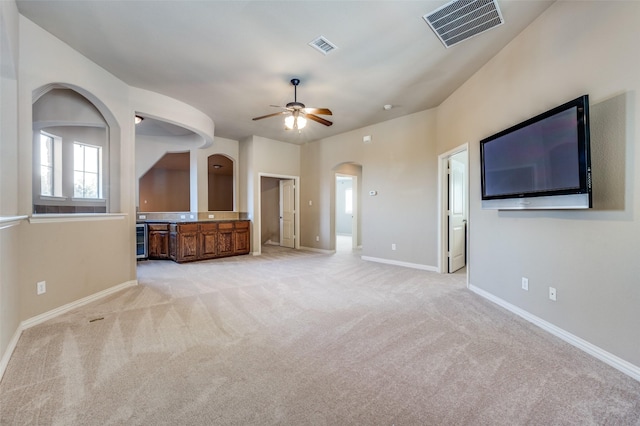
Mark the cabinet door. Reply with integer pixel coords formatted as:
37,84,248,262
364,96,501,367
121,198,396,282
176,224,198,262
217,222,234,256
234,222,250,254
178,232,198,262
148,231,169,259
199,223,218,259
148,224,170,259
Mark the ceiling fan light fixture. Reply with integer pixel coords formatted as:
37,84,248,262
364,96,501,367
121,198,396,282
285,115,307,130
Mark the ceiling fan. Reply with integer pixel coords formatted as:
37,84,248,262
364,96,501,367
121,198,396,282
252,78,332,130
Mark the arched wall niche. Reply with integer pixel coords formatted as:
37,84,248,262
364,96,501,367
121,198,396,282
138,151,191,212
207,153,234,211
31,83,121,213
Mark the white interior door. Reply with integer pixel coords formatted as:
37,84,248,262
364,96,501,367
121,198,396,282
279,179,295,249
448,152,467,272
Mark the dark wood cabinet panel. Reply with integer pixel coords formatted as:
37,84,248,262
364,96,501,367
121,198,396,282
234,221,250,255
148,224,170,259
170,223,199,263
217,222,234,257
165,220,250,263
199,222,218,259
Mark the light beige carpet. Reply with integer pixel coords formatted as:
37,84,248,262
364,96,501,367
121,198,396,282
1,246,639,425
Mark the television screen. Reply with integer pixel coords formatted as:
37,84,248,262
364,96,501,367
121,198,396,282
480,95,591,209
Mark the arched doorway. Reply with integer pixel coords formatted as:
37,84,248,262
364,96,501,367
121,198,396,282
332,162,362,253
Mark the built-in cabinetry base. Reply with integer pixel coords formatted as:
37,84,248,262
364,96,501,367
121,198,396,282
146,220,250,263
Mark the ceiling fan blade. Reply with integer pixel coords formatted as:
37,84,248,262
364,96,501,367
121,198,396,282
304,108,332,116
252,111,288,121
305,113,333,126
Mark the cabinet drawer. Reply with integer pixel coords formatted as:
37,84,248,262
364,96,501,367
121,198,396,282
218,222,234,231
235,220,249,229
148,223,169,231
175,223,198,233
199,222,218,232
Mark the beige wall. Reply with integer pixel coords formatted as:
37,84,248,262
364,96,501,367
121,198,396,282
437,1,640,367
0,0,21,367
14,15,136,330
18,218,132,319
241,136,301,253
139,168,191,212
1,8,215,373
301,110,439,267
0,224,20,367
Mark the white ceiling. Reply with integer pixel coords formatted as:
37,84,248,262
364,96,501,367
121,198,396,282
16,0,554,144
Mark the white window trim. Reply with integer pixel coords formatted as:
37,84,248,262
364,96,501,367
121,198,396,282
29,213,126,224
0,216,29,230
73,141,103,199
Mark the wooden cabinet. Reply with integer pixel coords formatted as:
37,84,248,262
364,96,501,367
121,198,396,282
170,223,199,263
167,220,250,263
217,222,235,257
234,220,250,255
199,222,218,260
148,223,170,259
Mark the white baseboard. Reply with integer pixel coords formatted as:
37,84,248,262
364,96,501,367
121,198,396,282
469,284,640,383
0,279,138,382
0,326,23,384
361,256,438,272
299,246,335,254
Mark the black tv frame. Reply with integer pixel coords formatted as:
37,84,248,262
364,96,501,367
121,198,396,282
480,95,592,210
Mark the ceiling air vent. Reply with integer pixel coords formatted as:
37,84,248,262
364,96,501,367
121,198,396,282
308,36,337,55
423,0,504,48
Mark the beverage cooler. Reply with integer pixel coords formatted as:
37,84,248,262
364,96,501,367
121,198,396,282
136,223,148,259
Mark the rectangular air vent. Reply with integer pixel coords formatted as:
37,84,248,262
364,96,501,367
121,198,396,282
423,0,504,48
308,36,337,55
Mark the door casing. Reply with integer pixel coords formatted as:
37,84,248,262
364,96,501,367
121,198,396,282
437,144,469,282
258,173,300,255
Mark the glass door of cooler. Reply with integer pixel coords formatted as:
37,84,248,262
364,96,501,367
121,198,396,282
136,223,148,259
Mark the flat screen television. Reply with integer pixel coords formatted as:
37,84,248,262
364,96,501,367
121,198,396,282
480,95,592,210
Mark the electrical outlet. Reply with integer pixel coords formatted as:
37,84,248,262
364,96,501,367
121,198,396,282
521,277,529,291
391,243,396,251
208,214,215,219
315,236,319,242
549,287,557,301
37,281,46,295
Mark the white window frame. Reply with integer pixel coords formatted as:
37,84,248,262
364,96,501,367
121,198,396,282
73,141,103,199
39,131,63,197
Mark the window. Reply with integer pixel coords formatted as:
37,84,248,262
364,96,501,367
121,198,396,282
40,134,53,196
73,142,102,199
39,131,62,197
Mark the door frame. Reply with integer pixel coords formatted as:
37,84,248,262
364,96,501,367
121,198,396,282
258,173,300,255
335,173,358,250
437,143,469,281
279,179,295,248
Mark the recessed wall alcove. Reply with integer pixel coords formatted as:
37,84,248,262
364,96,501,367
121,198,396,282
138,151,190,212
135,116,236,213
207,154,234,211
